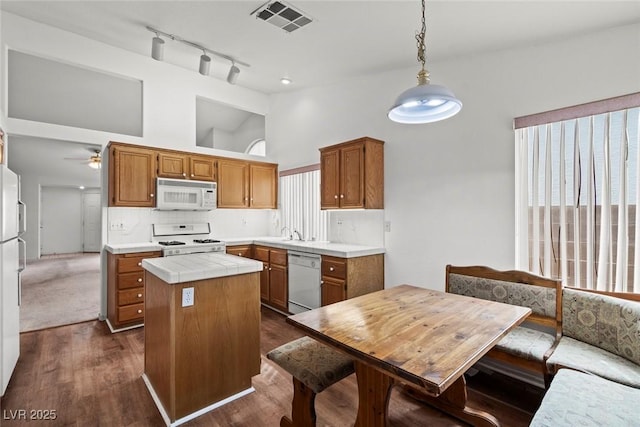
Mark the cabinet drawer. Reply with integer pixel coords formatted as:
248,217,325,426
118,287,144,306
270,249,287,266
116,252,160,273
118,272,145,289
118,303,144,323
322,257,346,279
227,245,252,258
253,246,270,262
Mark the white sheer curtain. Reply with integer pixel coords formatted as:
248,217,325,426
515,101,640,292
279,168,328,242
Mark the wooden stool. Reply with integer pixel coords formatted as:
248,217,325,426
267,336,355,427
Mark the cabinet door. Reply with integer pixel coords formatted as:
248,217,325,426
339,143,365,209
157,152,189,179
321,276,346,306
190,155,216,181
249,163,277,209
269,264,288,311
110,146,156,207
260,261,270,302
320,149,340,209
218,159,249,208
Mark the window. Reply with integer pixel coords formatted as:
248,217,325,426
279,166,328,241
515,93,640,292
246,139,266,157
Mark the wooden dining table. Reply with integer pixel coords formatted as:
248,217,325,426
286,284,531,427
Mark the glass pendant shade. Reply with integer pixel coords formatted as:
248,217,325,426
88,160,101,169
388,82,462,124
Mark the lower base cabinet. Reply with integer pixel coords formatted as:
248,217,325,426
107,250,161,331
254,246,288,312
321,254,384,306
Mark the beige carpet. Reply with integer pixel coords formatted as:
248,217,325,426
20,253,101,332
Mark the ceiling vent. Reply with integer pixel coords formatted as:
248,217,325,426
251,1,313,33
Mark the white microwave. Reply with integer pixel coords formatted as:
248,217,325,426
156,178,217,211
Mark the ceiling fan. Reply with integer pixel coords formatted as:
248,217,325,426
64,148,102,169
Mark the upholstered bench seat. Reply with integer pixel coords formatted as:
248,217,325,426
546,336,640,388
493,326,555,361
267,336,355,427
530,368,640,426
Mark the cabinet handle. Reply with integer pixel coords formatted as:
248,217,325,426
334,195,338,199
137,309,143,314
269,267,272,271
238,253,243,257
137,278,143,282
340,194,344,199
191,174,194,177
250,198,253,202
137,293,142,298
137,262,142,266
329,267,334,271
150,193,154,198
321,280,324,285
183,173,186,177
264,265,268,270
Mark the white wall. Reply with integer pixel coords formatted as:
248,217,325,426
233,114,266,154
268,23,640,291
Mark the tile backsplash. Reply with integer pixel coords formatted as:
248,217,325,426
328,210,384,247
107,207,276,244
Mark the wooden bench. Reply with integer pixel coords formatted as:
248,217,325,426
545,287,640,388
446,265,562,387
266,336,355,427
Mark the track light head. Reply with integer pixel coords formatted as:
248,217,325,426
199,53,211,76
227,64,240,85
151,36,164,61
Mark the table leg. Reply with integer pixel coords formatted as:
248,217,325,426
354,361,395,427
403,375,500,427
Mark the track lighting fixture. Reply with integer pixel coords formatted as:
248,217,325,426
199,51,211,76
151,35,164,61
146,26,249,83
227,64,240,85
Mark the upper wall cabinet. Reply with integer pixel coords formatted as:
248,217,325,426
157,151,216,181
218,159,278,209
320,137,384,209
109,143,157,207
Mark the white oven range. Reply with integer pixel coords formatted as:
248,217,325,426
152,223,226,256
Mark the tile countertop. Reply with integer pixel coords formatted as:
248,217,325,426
142,252,263,284
223,237,385,258
104,238,385,258
104,242,163,254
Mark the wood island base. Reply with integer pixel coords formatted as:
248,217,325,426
143,271,261,425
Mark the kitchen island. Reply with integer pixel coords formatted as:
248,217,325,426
141,253,263,426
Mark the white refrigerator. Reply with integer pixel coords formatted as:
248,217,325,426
0,165,25,396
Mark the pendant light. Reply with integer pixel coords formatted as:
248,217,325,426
388,0,462,124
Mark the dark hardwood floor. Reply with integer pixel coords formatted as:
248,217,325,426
1,307,544,426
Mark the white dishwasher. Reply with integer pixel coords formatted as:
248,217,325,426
287,251,321,314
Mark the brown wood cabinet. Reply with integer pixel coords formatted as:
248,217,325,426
225,244,253,258
218,159,277,209
108,141,275,209
157,152,216,181
319,137,384,209
109,143,157,207
144,271,260,423
252,245,288,312
106,250,161,330
321,254,384,306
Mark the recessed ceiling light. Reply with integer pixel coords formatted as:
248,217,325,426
79,186,85,190
280,77,292,85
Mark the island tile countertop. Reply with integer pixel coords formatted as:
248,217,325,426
142,252,263,284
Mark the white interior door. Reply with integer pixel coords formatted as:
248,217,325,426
41,187,83,255
82,192,101,252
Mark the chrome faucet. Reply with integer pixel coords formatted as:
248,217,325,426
293,229,303,241
280,226,292,240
